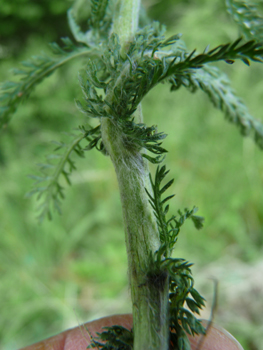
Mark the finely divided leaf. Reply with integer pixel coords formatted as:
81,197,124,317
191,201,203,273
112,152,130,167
226,0,263,41
91,0,109,28
169,64,263,149
27,125,102,221
0,40,95,128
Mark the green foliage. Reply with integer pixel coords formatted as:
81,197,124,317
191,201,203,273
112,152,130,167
88,326,133,349
68,0,112,44
226,0,263,41
1,0,263,349
146,165,204,257
146,165,205,350
90,0,109,27
169,275,206,350
76,26,263,164
2,0,263,217
0,38,94,127
122,121,167,164
170,64,263,149
27,124,102,221
166,37,263,70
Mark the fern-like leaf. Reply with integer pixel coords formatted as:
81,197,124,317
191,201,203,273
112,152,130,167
226,0,263,41
169,64,263,149
146,165,204,258
148,249,205,350
91,0,109,28
77,31,263,162
27,125,102,221
145,165,206,349
102,35,263,124
122,120,167,163
0,39,97,128
165,38,263,77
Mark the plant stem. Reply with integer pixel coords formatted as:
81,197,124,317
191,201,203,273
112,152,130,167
101,116,170,350
100,1,170,349
111,0,140,54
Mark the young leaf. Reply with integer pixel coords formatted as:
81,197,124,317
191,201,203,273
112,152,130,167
27,125,102,221
146,165,204,257
90,0,109,28
0,40,97,128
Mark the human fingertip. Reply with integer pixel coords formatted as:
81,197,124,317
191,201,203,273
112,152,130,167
211,323,244,350
188,321,244,350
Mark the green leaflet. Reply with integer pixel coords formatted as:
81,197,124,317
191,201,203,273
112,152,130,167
108,32,263,121
164,37,263,76
226,0,263,41
0,39,96,128
169,64,263,149
145,165,206,350
27,125,102,221
146,165,204,258
90,0,109,27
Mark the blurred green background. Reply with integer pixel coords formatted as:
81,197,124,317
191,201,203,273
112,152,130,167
0,0,263,349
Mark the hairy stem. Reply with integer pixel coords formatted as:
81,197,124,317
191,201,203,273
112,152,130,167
111,0,140,55
101,1,170,349
101,117,169,350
